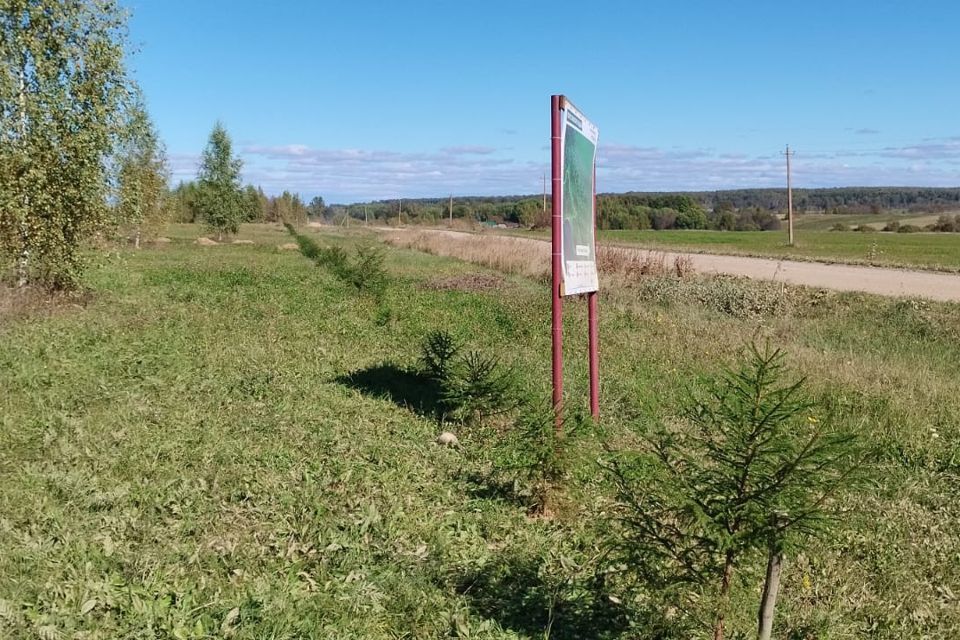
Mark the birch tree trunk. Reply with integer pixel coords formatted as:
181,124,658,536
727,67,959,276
16,60,30,287
757,547,784,640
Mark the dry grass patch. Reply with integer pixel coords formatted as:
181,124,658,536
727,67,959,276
383,230,699,285
0,285,90,323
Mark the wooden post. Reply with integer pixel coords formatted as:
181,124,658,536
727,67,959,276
785,144,794,246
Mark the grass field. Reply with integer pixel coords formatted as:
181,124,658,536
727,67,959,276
595,227,960,271
791,212,946,231
2,223,959,638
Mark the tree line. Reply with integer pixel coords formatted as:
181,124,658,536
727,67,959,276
340,185,960,232
335,193,781,232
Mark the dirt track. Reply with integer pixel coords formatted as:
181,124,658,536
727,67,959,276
400,229,960,302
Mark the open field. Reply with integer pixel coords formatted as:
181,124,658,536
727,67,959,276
502,222,960,271
792,212,949,231
600,228,960,271
2,223,959,638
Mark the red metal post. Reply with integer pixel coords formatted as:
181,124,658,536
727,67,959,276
588,158,600,420
551,95,564,433
588,292,599,418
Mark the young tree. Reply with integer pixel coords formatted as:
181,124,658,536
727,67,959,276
195,122,244,241
307,195,327,221
1,0,136,288
116,98,169,247
607,345,862,640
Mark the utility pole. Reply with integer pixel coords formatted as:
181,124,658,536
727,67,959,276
542,173,547,219
449,194,453,225
783,144,794,246
398,198,402,226
364,205,368,225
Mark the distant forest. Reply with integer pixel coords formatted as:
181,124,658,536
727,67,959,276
328,187,960,231
165,183,960,232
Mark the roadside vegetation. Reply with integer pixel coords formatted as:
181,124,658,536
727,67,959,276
2,223,958,639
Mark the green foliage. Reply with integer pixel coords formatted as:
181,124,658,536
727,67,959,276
420,329,461,382
417,330,519,426
345,245,388,296
442,350,520,425
307,195,327,220
674,207,709,230
490,402,573,509
1,224,959,638
284,224,388,300
0,0,136,289
606,344,862,636
195,122,244,240
115,97,169,245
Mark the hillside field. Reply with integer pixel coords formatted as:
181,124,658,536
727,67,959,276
1,223,958,639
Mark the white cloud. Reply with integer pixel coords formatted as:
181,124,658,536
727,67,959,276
166,137,960,202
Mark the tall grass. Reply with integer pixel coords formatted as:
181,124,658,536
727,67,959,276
383,230,692,283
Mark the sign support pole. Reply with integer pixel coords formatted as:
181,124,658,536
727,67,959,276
588,162,599,420
551,95,564,434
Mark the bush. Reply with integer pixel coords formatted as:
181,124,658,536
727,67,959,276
897,224,922,233
830,222,851,232
882,220,900,232
651,208,678,230
930,214,960,232
675,208,709,230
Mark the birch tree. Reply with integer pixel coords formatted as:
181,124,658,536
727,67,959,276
1,0,133,289
116,98,168,248
195,122,244,241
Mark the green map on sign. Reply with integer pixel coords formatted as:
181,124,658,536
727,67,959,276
562,123,595,262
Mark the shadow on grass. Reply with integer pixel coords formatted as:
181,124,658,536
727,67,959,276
335,363,444,420
459,469,537,511
454,553,631,640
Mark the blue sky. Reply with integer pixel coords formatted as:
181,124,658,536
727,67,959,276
126,0,960,202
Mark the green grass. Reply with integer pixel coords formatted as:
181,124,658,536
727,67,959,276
1,223,959,638
595,227,960,271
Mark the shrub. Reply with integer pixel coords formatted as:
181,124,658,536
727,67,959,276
830,222,850,232
675,208,709,230
931,215,959,232
897,224,922,233
651,208,678,230
882,220,900,232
